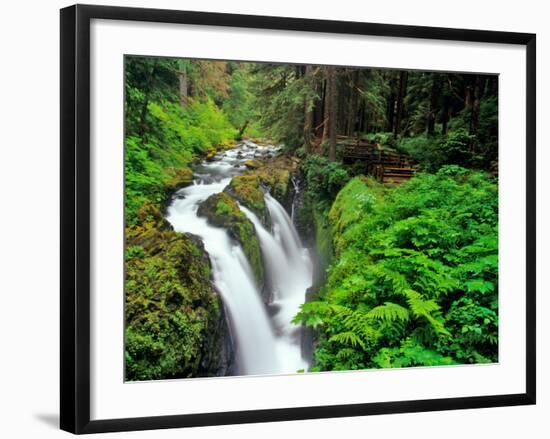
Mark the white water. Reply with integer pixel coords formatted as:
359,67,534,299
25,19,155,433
166,141,312,376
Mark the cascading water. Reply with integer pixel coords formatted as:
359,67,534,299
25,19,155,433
166,141,312,376
241,200,312,373
290,175,300,222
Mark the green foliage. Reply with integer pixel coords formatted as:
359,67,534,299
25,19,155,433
302,154,351,204
125,57,239,224
363,132,396,148
222,65,258,133
294,154,350,274
373,339,456,368
398,128,497,171
294,167,498,371
250,63,317,148
148,99,236,154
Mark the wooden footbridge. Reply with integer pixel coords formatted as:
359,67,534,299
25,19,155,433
339,136,415,185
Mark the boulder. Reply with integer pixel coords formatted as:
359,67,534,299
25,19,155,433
224,175,270,227
244,159,262,170
163,167,194,195
197,192,265,288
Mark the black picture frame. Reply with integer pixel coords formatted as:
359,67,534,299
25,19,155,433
60,4,536,434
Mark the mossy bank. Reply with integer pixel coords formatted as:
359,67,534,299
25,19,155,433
125,202,234,381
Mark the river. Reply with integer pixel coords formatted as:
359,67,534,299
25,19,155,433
165,140,313,376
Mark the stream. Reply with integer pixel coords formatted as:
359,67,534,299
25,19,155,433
166,141,313,376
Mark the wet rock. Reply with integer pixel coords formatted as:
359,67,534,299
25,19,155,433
197,192,265,288
224,175,270,227
244,159,262,170
163,167,194,196
205,147,218,161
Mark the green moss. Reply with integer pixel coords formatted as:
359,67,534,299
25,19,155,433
257,168,290,201
205,147,217,161
163,167,194,195
329,176,384,256
198,192,264,286
125,203,229,381
244,159,263,169
225,175,268,225
314,209,333,274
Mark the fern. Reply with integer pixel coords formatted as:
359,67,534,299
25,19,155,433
297,168,498,371
367,302,410,322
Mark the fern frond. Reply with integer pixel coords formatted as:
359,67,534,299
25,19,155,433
401,289,451,336
367,302,410,322
329,331,366,349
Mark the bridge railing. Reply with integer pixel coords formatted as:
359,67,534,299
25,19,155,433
340,136,414,182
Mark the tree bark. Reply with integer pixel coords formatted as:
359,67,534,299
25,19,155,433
347,70,359,136
393,70,408,138
441,93,450,136
303,65,314,153
138,63,157,137
326,66,338,161
237,120,249,140
321,76,329,143
178,65,188,108
386,95,395,133
469,75,481,152
427,74,441,136
464,76,473,111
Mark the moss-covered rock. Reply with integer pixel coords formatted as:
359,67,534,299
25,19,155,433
163,167,194,195
244,159,263,169
224,175,269,226
257,167,290,202
254,154,297,207
125,203,233,381
205,146,218,161
197,192,264,287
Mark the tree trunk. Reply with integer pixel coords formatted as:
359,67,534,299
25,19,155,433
138,63,157,137
469,75,481,152
386,94,395,133
347,71,359,136
178,67,188,108
441,93,450,136
237,120,249,140
427,74,441,136
464,76,473,111
313,79,324,138
321,77,329,143
303,65,314,153
138,92,149,137
393,70,408,138
362,103,368,134
326,66,338,161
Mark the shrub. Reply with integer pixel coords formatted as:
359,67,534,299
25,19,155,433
301,154,351,203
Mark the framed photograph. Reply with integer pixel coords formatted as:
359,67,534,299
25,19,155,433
60,4,536,434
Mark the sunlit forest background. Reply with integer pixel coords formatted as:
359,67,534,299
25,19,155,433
124,57,498,381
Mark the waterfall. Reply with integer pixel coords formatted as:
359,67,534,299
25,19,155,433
290,175,300,222
165,142,312,376
166,179,280,375
241,199,312,373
